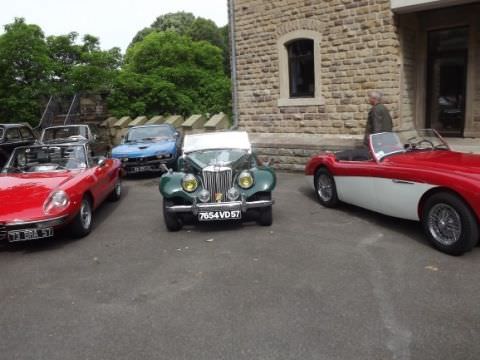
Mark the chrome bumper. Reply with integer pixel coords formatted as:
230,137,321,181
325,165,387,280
166,199,274,215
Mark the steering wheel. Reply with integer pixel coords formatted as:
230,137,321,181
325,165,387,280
416,139,434,149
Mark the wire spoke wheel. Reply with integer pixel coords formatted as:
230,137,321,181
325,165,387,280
427,203,462,246
317,174,333,202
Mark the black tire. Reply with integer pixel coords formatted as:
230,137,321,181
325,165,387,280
71,196,93,238
257,192,273,226
314,167,339,208
422,192,479,256
163,198,182,231
108,180,122,202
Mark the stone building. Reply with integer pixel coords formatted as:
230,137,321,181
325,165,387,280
229,0,480,165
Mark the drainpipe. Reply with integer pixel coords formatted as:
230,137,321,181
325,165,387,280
228,0,239,129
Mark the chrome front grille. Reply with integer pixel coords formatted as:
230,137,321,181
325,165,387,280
202,166,233,202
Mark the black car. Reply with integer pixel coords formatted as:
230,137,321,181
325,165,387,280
0,124,37,168
40,124,111,157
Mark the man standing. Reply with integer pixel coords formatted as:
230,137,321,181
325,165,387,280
364,91,393,146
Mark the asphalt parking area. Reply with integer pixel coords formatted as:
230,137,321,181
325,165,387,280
1,172,480,360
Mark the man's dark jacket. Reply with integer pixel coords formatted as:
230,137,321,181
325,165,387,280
364,103,393,145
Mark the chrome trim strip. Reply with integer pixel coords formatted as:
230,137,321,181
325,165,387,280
5,215,67,226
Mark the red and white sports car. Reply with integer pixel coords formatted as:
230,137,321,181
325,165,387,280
0,143,122,243
305,129,480,255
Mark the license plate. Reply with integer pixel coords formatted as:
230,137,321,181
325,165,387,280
8,228,54,242
198,210,242,221
128,166,153,173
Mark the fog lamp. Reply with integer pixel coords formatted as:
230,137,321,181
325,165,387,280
198,189,210,203
227,187,240,201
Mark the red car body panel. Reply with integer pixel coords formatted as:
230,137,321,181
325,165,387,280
0,158,122,226
305,150,480,221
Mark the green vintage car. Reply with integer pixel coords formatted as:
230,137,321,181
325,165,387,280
159,131,276,231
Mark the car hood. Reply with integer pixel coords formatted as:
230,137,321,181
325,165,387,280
0,172,76,221
112,140,176,158
386,150,480,176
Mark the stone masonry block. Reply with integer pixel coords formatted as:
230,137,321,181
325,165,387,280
165,115,184,128
129,116,148,127
113,116,132,129
182,115,207,130
204,113,229,130
145,115,165,125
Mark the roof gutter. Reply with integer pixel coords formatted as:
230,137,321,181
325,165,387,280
228,0,239,130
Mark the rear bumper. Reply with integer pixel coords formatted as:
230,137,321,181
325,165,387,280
165,199,274,215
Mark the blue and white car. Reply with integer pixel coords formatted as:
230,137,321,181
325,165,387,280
112,124,181,174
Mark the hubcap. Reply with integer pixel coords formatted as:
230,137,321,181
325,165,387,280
428,203,462,246
317,174,333,202
80,200,92,230
115,182,121,196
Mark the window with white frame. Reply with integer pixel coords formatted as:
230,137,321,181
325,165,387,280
277,30,324,107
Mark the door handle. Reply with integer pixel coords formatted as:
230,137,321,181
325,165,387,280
392,179,414,185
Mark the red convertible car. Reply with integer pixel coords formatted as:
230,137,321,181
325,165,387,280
305,129,480,256
0,143,122,242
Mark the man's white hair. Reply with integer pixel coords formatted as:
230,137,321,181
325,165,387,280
368,91,383,101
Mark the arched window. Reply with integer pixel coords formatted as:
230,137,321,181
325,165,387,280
277,30,324,107
287,39,315,98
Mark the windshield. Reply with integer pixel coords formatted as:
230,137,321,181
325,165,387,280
370,129,449,161
4,145,87,173
42,127,88,142
126,126,174,143
188,149,248,168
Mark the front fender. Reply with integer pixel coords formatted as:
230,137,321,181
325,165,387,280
243,167,276,198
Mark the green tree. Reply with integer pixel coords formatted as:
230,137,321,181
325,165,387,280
129,12,230,76
0,18,52,125
109,31,230,118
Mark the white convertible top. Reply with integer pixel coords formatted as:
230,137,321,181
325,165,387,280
183,131,251,153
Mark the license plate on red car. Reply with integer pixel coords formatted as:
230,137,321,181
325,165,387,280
8,228,54,242
128,166,154,173
198,210,242,221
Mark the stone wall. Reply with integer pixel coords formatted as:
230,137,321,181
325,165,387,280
234,0,402,135
399,14,418,130
474,16,480,128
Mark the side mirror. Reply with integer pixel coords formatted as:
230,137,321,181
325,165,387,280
97,157,107,167
93,134,98,141
175,131,180,138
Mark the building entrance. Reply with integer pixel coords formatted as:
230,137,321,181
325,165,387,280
426,27,468,137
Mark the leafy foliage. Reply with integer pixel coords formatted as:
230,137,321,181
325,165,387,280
129,12,230,76
109,31,230,118
0,18,121,125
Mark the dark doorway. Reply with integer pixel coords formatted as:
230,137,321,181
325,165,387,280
426,27,468,137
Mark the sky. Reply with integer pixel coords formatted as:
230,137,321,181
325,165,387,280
0,0,228,52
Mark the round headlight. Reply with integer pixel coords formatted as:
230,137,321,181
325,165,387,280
198,189,210,203
182,174,198,193
238,171,254,189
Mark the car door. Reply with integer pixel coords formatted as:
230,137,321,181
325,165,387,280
88,147,117,203
369,161,435,221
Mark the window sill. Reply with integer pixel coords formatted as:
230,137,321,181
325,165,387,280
277,97,325,107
